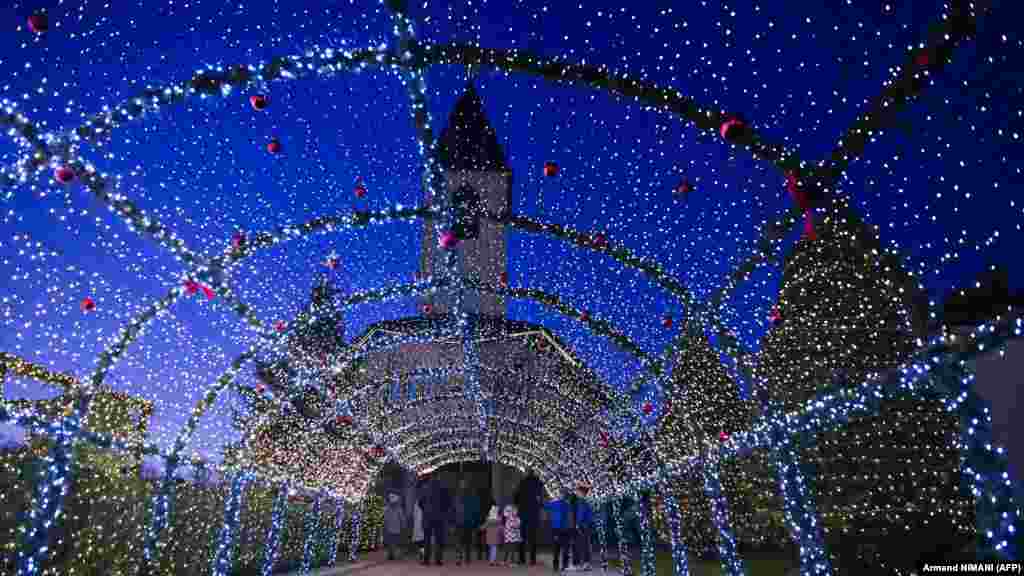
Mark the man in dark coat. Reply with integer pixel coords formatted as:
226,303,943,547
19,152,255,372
515,469,544,565
418,475,452,565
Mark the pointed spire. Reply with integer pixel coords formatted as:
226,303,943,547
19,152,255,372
437,85,509,172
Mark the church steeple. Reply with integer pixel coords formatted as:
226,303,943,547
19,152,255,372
420,84,512,318
437,85,510,174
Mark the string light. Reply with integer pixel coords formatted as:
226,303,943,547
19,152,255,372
0,1,1019,575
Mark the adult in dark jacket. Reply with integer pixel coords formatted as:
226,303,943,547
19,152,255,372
515,470,544,565
455,479,482,565
418,476,452,565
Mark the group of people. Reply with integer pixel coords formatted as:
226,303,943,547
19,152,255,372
380,469,596,572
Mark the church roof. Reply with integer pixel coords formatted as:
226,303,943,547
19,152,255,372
437,85,510,172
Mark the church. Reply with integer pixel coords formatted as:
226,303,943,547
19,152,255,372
354,85,613,511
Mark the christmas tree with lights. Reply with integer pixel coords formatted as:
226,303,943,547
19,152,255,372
752,199,973,571
654,323,762,554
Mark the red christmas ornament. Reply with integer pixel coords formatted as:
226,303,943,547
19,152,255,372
266,138,282,154
336,414,353,426
80,297,96,313
642,402,654,415
353,178,367,199
274,320,287,333
27,13,48,34
719,431,730,442
662,315,673,329
499,271,508,286
231,231,246,251
543,161,559,177
54,166,75,184
592,233,608,249
255,383,265,395
598,431,610,447
422,304,432,315
674,178,693,197
324,254,340,270
200,284,216,301
249,94,268,111
769,307,783,327
914,50,930,67
719,117,746,141
438,230,459,249
579,310,590,322
183,279,200,296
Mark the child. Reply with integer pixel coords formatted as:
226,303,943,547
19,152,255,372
413,498,425,562
383,493,406,561
502,504,522,566
483,505,504,565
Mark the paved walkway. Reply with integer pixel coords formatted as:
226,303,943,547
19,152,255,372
293,551,577,576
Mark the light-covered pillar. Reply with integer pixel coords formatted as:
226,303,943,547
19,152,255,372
261,484,289,576
211,472,251,576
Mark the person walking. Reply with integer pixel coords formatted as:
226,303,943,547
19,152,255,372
544,487,574,573
455,479,482,565
502,504,523,566
572,485,594,571
382,492,406,560
419,475,452,565
483,504,504,566
516,469,544,565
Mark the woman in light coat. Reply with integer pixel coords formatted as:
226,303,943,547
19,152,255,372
413,498,425,560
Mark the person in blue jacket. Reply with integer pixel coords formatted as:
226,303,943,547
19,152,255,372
544,487,575,572
572,485,594,571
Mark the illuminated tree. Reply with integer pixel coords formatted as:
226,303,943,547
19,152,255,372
752,201,973,572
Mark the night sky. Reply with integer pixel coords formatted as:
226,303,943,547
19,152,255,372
0,1,1021,471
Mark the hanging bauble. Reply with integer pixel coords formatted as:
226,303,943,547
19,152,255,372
354,178,367,198
641,402,654,415
499,271,508,286
324,254,340,270
255,383,266,395
80,297,96,312
769,306,783,327
439,230,459,249
915,49,931,67
661,315,673,329
578,310,589,322
673,178,693,197
543,161,559,177
719,117,746,141
422,303,432,315
54,166,75,184
27,13,48,34
200,284,216,301
719,431,730,442
183,279,200,296
274,320,287,333
231,231,246,251
249,94,268,111
266,138,282,154
592,233,608,249
598,431,610,447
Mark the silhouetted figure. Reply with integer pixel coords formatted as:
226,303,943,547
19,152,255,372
419,475,452,565
515,469,544,564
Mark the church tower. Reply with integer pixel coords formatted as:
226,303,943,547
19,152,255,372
420,85,512,317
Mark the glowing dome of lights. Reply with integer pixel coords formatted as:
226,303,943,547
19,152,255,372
0,0,1021,574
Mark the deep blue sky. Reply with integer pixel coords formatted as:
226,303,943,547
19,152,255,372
0,1,1021,464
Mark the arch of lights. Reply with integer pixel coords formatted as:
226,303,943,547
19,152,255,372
0,0,1019,575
